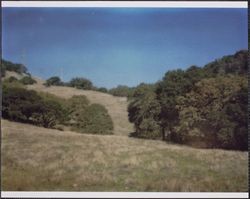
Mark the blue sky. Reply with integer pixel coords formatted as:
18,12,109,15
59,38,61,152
2,8,248,88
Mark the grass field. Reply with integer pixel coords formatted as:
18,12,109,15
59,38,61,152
1,119,248,192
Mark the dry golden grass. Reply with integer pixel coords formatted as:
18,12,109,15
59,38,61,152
27,81,134,136
1,120,248,191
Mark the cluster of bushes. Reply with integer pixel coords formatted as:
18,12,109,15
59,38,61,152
2,82,113,135
2,85,66,128
108,85,135,98
128,50,248,150
67,95,113,134
1,59,28,77
4,76,37,85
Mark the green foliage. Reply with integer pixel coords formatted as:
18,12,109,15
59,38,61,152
128,50,248,150
71,103,114,135
2,86,66,128
4,76,19,83
97,87,108,93
66,95,89,123
69,77,93,90
1,59,28,75
176,75,247,149
109,85,135,98
204,50,248,76
66,95,113,134
44,76,63,87
20,76,37,85
3,78,25,89
128,83,161,139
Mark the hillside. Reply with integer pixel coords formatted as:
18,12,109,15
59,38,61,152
2,119,248,191
26,78,134,136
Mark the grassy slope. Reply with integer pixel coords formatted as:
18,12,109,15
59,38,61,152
26,79,134,136
2,72,248,191
1,120,248,191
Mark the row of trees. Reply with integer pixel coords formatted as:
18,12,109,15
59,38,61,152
0,59,133,97
2,81,114,135
44,76,136,97
128,50,248,150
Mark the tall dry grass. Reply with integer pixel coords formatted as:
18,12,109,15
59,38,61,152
1,120,248,191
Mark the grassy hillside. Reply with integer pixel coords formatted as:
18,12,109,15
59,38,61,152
1,119,248,191
27,81,134,136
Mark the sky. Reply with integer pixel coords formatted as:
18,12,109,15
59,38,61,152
2,8,248,89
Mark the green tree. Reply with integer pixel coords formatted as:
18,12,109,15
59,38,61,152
72,103,113,135
2,86,66,128
176,75,247,149
109,85,135,98
44,76,63,87
69,77,93,90
128,83,161,139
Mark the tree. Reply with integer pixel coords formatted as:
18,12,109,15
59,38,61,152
175,75,247,149
69,77,93,90
2,86,66,128
44,76,62,86
109,85,135,97
128,83,161,139
72,103,114,134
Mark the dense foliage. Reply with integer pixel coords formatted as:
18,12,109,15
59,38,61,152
2,86,66,128
128,50,248,150
67,95,113,134
2,82,114,135
20,76,37,85
44,76,63,86
109,85,135,98
1,59,28,76
69,77,93,90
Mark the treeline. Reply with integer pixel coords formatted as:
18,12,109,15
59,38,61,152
2,79,113,135
128,50,248,151
44,75,136,97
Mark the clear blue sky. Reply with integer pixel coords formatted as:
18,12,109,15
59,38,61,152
2,8,248,89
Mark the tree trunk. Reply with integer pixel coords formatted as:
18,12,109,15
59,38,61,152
162,127,165,141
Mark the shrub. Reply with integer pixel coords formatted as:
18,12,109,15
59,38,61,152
69,77,93,90
97,87,108,93
44,76,63,87
66,95,89,124
72,103,113,135
5,76,19,83
2,86,66,128
1,59,27,74
20,76,37,85
109,85,135,97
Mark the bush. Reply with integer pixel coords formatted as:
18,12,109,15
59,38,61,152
109,85,135,97
69,77,93,90
72,103,113,135
20,76,37,85
2,86,66,128
97,87,108,93
1,59,27,74
44,76,63,87
5,76,19,83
